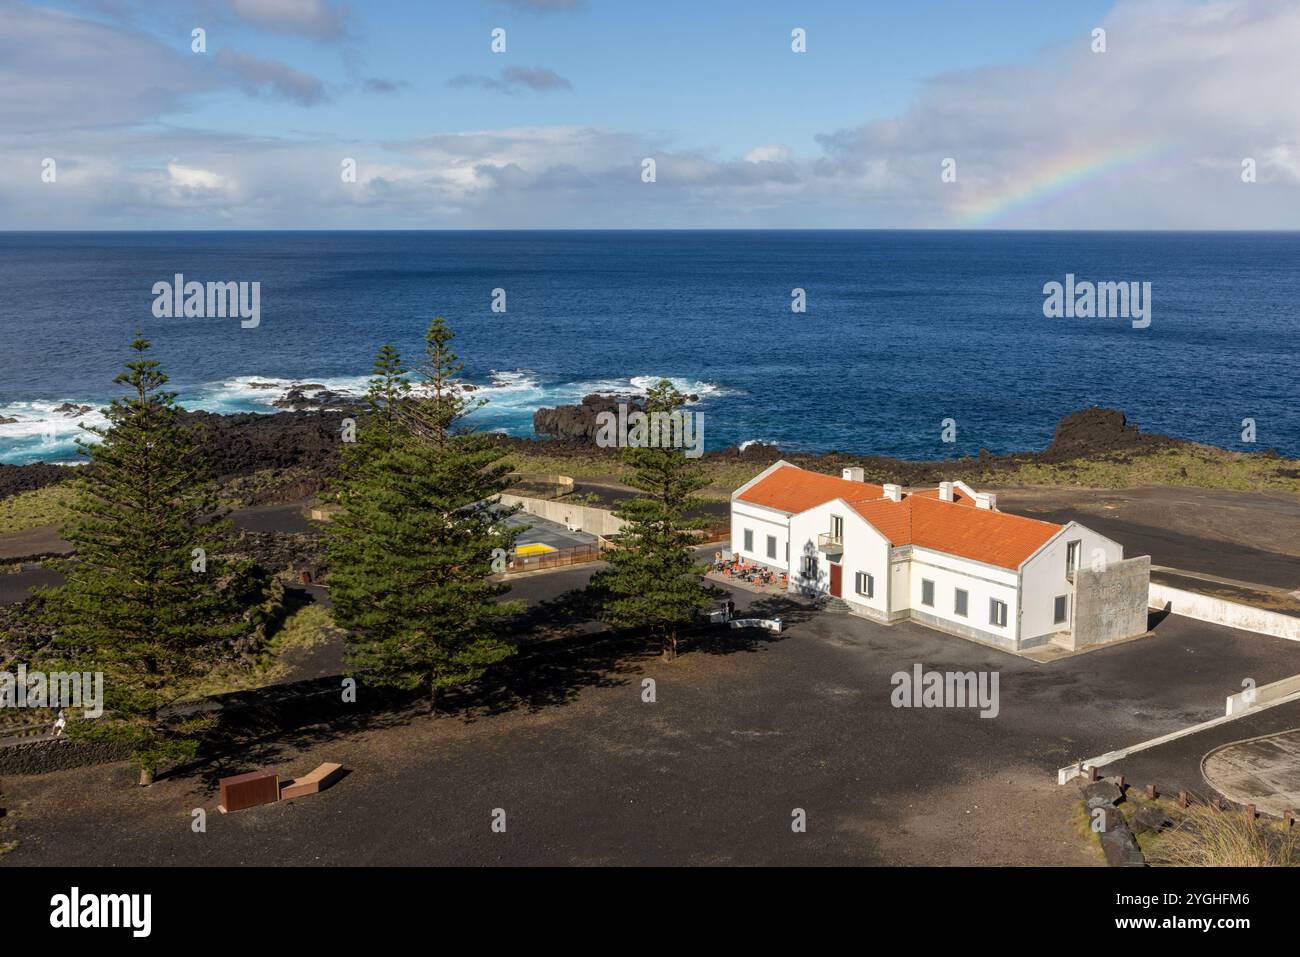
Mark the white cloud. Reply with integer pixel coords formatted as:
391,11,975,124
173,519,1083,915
745,145,792,164
167,162,229,190
226,0,347,40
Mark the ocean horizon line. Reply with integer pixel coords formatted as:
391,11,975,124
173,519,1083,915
4,227,1300,235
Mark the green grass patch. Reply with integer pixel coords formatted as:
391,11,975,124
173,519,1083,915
0,485,76,535
975,447,1300,493
505,444,1300,500
187,603,336,698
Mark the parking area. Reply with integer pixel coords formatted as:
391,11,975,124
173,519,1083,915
5,583,1299,866
504,510,597,551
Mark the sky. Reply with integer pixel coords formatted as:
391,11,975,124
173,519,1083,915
2,0,1298,229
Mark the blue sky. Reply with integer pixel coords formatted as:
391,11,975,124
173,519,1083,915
111,1,1114,155
4,0,1298,228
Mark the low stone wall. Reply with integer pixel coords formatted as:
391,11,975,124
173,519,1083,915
1149,582,1300,642
0,736,134,775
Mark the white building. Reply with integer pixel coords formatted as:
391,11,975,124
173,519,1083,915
730,461,1149,653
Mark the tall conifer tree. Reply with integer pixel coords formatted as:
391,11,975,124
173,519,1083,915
587,380,716,658
327,318,518,711
42,335,242,784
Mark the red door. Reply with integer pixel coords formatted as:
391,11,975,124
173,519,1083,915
829,562,842,598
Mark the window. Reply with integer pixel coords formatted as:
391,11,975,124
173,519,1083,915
766,535,777,559
1066,540,1081,576
1054,595,1069,624
921,579,935,607
954,588,968,617
830,515,843,539
989,598,1008,628
743,529,753,552
802,555,818,577
856,572,874,598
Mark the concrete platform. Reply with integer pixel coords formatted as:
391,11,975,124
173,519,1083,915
1201,729,1300,817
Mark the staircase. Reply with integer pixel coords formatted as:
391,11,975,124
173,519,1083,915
818,596,851,613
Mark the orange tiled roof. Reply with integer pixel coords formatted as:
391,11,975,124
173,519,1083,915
910,486,977,507
736,465,1062,570
850,495,1062,569
735,465,883,513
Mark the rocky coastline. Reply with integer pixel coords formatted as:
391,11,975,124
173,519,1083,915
1,394,1271,505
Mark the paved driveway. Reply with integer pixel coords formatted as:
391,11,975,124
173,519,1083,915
4,593,1299,866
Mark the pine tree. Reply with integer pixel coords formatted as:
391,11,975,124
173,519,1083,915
41,335,245,784
326,318,519,712
587,380,717,659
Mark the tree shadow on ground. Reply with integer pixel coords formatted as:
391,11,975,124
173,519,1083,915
162,602,790,793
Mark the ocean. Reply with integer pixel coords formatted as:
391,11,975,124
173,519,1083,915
0,230,1296,465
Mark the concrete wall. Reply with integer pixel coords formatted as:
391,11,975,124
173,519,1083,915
1150,582,1300,642
1225,673,1300,716
1020,522,1124,645
499,494,627,537
508,472,575,493
1069,555,1151,650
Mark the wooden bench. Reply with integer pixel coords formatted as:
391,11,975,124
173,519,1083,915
280,762,344,800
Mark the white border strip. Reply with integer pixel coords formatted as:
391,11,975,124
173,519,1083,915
1058,687,1300,785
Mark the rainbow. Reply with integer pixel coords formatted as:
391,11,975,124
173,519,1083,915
957,142,1168,227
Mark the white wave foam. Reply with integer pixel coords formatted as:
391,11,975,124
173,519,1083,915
0,399,108,464
1,370,733,462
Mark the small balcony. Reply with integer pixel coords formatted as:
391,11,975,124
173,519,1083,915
818,532,843,555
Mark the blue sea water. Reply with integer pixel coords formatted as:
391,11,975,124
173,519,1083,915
0,230,1296,465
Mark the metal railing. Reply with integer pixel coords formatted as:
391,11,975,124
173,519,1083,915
818,532,843,552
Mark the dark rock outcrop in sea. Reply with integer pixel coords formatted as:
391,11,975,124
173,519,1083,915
271,387,363,412
532,392,699,443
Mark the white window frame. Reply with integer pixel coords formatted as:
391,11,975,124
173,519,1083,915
856,572,874,598
954,588,968,618
921,578,935,607
743,528,753,553
1066,540,1081,576
989,598,1008,628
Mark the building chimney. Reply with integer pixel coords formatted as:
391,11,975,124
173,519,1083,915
939,481,954,502
883,483,902,502
842,467,865,483
975,492,998,511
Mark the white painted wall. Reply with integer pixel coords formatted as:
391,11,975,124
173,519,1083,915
1020,523,1122,644
909,547,1020,641
1150,583,1300,642
787,500,835,595
889,552,910,616
730,500,790,570
785,498,891,600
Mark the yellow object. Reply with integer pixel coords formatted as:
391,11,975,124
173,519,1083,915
514,542,558,557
